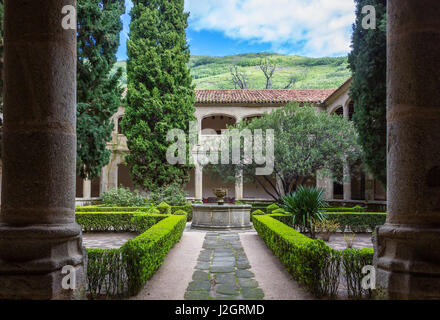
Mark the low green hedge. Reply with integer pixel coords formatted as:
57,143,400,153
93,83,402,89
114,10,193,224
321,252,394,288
76,212,166,232
325,212,386,232
86,214,186,298
323,206,365,212
254,215,375,298
342,248,374,298
76,206,151,213
171,204,193,222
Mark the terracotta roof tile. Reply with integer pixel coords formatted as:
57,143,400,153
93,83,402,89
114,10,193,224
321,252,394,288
195,89,336,104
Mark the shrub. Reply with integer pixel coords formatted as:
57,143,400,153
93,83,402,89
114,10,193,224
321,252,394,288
76,206,152,213
325,212,386,232
102,187,146,207
86,214,186,298
122,215,187,295
282,186,327,238
171,204,193,222
253,215,341,297
76,212,165,232
157,202,172,215
342,248,374,299
147,184,188,206
323,205,365,212
266,203,280,213
250,209,265,223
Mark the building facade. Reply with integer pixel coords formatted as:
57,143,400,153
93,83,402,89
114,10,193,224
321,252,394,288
75,78,386,205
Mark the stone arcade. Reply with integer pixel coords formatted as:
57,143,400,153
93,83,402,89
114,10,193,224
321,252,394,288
0,0,438,299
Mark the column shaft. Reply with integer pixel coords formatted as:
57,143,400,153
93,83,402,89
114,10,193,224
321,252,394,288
343,164,352,201
195,162,203,201
375,0,440,299
0,0,86,299
83,179,92,199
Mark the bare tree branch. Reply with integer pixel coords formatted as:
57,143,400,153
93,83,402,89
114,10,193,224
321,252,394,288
259,57,276,89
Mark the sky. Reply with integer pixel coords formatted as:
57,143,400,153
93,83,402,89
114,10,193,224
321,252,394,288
116,0,356,61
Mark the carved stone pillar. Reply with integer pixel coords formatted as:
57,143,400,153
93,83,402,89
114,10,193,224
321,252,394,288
375,0,440,299
365,172,375,201
235,169,244,201
0,0,86,299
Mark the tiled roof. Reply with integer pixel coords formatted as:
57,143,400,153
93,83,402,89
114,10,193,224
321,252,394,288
195,89,336,104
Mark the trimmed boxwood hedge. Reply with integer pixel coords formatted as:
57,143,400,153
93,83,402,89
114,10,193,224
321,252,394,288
76,212,166,232
323,206,365,212
85,214,186,298
254,214,374,298
325,212,386,232
76,206,151,213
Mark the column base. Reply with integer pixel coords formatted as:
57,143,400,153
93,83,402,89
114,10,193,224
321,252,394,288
374,223,440,299
0,223,87,300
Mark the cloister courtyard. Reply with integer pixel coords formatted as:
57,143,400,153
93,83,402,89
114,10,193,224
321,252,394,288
0,0,439,303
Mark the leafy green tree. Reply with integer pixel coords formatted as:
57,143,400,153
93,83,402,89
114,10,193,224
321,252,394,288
205,103,361,201
348,0,387,186
76,0,125,179
122,0,195,190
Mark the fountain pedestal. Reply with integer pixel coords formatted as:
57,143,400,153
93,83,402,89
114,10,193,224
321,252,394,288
191,204,252,230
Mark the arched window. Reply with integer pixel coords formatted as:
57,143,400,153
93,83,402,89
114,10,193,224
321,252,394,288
348,101,354,121
333,106,343,117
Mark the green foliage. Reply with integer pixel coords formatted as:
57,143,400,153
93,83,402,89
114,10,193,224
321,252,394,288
171,204,193,222
206,103,361,201
76,0,125,179
86,214,186,298
348,0,387,186
123,0,195,190
325,212,386,232
254,214,374,298
101,187,146,207
122,215,187,295
76,212,164,232
250,209,265,223
323,206,365,212
282,186,327,238
115,54,351,90
253,215,341,297
157,202,172,215
147,184,188,206
315,219,340,234
266,203,280,214
76,206,151,212
342,249,374,299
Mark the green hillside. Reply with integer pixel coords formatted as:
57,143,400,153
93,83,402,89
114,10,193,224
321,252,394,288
115,53,351,90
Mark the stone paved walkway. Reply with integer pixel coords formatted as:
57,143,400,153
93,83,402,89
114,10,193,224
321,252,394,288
184,232,264,300
326,233,373,251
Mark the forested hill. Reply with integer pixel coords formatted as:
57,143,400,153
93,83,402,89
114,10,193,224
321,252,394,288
115,53,351,90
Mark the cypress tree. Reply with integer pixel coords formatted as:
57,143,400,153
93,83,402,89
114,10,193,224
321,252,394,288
76,0,125,179
122,0,195,190
348,0,387,186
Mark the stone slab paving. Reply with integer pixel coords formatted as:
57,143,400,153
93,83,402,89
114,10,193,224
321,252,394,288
82,232,138,249
185,232,264,300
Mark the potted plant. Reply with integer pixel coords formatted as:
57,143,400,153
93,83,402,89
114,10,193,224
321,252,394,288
213,188,228,205
344,232,356,249
315,219,340,242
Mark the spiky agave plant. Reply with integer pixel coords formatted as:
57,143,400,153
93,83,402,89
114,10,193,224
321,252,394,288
281,186,327,238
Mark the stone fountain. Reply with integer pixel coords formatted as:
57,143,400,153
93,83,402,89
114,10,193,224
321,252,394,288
191,188,252,230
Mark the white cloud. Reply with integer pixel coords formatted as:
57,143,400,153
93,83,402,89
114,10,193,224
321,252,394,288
185,0,356,57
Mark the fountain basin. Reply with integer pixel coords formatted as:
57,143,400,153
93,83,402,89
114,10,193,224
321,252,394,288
191,204,252,230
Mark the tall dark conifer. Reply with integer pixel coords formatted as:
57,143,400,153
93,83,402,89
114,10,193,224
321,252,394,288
348,0,387,186
123,0,195,190
77,0,125,179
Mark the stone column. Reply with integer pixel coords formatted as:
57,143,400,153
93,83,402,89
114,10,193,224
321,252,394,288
194,162,203,201
365,172,375,202
83,179,92,199
343,105,350,120
343,164,352,201
316,171,333,200
0,0,85,299
375,0,440,299
235,170,244,201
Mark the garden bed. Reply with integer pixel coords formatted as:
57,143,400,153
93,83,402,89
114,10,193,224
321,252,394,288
76,209,187,299
253,214,374,299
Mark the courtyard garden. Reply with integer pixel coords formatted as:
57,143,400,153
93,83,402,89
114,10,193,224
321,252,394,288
76,186,386,300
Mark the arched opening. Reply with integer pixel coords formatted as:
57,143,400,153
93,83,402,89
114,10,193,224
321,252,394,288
348,101,354,121
202,115,236,135
350,161,366,200
117,116,123,134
